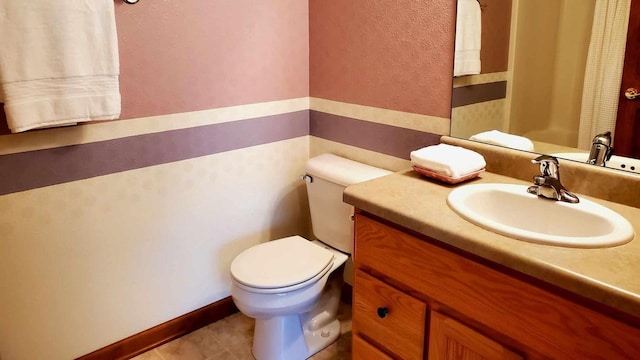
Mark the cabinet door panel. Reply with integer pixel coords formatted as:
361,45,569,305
353,269,427,360
429,311,523,360
352,335,394,360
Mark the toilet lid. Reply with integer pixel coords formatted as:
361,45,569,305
231,236,335,289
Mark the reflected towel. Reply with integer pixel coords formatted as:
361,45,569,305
410,144,486,178
469,130,535,152
454,0,482,76
0,0,121,133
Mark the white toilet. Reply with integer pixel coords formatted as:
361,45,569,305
230,154,391,360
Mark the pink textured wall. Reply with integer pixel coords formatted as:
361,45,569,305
0,0,309,134
309,0,456,118
115,0,309,120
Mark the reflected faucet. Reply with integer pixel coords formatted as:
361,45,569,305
527,155,579,203
587,131,614,166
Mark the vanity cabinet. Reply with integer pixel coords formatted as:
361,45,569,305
428,311,522,360
352,212,640,359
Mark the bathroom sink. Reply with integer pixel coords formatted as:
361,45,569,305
552,152,640,174
447,183,634,248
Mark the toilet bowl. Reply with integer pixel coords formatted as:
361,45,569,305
229,154,391,360
231,237,348,360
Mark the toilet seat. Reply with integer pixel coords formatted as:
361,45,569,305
231,236,335,293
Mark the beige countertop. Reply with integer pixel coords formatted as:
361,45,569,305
344,169,640,320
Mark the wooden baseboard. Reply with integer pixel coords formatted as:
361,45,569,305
76,297,238,360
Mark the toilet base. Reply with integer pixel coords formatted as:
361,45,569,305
253,314,308,360
303,318,341,357
252,315,341,360
251,268,344,360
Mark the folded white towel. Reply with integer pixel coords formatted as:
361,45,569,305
0,0,121,133
410,144,486,178
454,0,482,77
469,130,535,152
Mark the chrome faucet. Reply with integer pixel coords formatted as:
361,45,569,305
527,155,579,203
587,131,614,166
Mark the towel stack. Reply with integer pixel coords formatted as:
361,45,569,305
410,144,486,180
469,130,535,152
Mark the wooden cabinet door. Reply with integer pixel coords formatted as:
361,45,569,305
352,335,394,360
428,311,523,360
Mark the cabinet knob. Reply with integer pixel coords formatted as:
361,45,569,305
377,307,389,318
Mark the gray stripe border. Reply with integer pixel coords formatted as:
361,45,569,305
1,109,442,195
0,111,309,195
451,81,507,108
310,110,441,159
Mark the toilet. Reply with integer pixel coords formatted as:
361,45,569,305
230,154,392,360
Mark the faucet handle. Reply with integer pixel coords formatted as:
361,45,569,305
531,155,559,165
531,155,559,178
529,155,579,203
592,131,612,147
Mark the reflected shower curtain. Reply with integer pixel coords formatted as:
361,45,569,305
578,0,631,150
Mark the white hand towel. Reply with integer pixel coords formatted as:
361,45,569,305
0,1,121,133
410,144,486,178
454,0,482,77
469,130,535,152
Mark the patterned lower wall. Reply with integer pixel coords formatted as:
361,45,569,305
0,100,312,360
0,95,448,359
451,72,509,139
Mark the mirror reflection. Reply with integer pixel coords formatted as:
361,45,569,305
450,0,640,174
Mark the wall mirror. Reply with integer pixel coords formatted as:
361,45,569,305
450,0,640,175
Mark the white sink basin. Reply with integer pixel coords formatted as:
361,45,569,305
552,152,640,174
447,183,634,248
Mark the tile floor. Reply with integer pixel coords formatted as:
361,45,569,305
131,302,352,360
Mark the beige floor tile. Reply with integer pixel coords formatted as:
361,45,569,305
208,350,239,360
156,326,227,360
207,312,255,360
130,349,164,360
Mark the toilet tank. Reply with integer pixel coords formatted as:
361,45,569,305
304,154,392,254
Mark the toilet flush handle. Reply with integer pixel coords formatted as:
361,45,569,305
301,174,313,183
